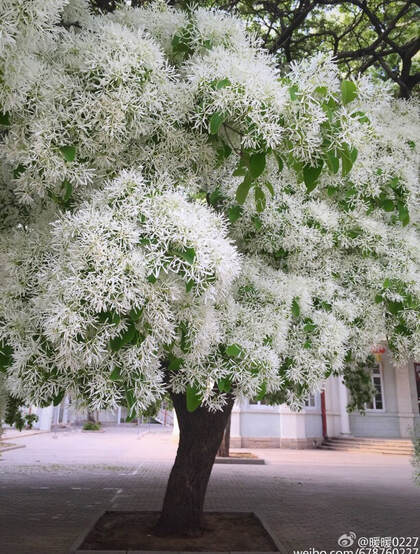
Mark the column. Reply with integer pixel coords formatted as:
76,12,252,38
61,395,70,424
338,377,351,435
230,399,242,448
172,409,179,443
394,361,416,437
38,405,54,431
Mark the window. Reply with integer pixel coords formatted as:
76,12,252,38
249,398,269,406
304,393,316,408
414,363,420,413
366,365,384,410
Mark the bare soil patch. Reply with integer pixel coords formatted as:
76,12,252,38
79,510,279,551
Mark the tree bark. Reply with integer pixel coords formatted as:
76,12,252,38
217,414,231,457
154,392,234,537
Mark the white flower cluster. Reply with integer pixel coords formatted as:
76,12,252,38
0,171,240,412
0,1,418,413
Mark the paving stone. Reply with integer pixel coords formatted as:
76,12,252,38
0,427,418,554
75,551,126,554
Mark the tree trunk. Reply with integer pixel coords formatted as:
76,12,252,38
154,392,234,537
87,410,96,423
217,414,231,458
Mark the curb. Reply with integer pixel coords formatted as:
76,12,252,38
69,510,282,554
214,457,265,465
0,443,26,453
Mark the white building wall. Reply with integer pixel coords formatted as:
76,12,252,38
348,352,418,438
24,352,419,446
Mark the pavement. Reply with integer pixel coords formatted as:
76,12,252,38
0,425,418,554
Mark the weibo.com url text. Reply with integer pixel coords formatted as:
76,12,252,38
293,549,419,554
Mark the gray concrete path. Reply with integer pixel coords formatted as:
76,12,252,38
0,426,418,554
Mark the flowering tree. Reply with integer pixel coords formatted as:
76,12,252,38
0,0,418,536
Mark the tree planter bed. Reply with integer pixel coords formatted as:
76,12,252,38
214,455,265,465
71,511,280,553
0,441,25,454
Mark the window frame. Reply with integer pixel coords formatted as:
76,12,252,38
365,363,385,412
303,392,318,410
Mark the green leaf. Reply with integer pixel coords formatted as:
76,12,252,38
228,205,242,223
218,377,232,393
350,111,370,124
251,214,263,230
209,187,223,206
303,160,324,192
110,367,121,381
256,381,267,401
273,152,284,172
341,80,357,105
383,278,392,289
303,339,312,349
387,300,404,315
254,186,266,212
109,323,137,352
13,164,25,179
209,112,224,135
129,306,143,322
172,33,192,55
289,85,299,101
52,390,66,407
97,310,121,325
216,140,232,164
125,388,137,420
125,322,137,344
179,321,191,354
185,279,194,292
0,342,13,372
398,203,409,226
314,86,328,96
303,321,317,333
381,199,394,212
325,151,339,174
168,354,183,371
291,297,300,317
125,411,137,422
226,343,242,358
179,247,196,265
216,78,231,89
264,181,275,198
62,179,72,202
395,321,412,337
341,144,357,177
236,175,253,205
232,166,247,177
388,177,401,192
249,152,266,179
147,274,157,283
0,111,10,126
375,294,383,304
186,385,201,412
59,145,76,162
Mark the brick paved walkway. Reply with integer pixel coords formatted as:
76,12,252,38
0,426,418,554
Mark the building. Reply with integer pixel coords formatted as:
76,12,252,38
229,352,419,448
32,348,420,447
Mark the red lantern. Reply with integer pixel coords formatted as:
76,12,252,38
371,344,386,362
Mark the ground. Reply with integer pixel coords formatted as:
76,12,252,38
0,424,418,554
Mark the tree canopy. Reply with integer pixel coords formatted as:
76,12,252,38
0,0,418,420
184,0,420,99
